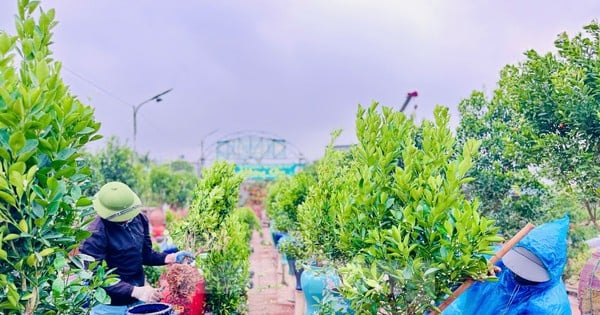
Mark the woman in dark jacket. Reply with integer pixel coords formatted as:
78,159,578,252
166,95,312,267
80,181,193,315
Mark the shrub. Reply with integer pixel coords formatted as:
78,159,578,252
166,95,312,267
337,103,501,314
0,1,115,313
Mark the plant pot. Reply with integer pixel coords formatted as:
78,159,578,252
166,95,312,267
288,259,304,291
287,258,296,276
272,231,285,248
126,303,173,315
300,267,340,315
300,267,355,315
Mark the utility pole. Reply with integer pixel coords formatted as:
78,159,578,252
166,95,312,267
198,129,219,177
132,88,173,153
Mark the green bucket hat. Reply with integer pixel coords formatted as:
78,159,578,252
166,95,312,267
93,182,142,222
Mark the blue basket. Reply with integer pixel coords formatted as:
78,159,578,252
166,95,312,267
126,303,173,315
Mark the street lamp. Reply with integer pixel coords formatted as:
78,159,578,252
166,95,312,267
198,128,219,177
132,88,173,153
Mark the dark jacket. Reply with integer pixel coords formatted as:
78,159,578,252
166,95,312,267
80,213,168,306
442,216,571,315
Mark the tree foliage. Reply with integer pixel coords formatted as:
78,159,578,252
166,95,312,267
297,130,352,264
457,21,600,229
169,161,250,314
456,91,550,236
337,103,500,314
0,1,115,313
149,160,198,209
94,136,143,192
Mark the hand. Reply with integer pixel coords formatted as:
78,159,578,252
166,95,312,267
165,251,195,264
477,265,502,282
131,285,161,302
488,266,501,277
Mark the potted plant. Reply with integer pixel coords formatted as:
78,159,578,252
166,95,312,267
0,1,116,313
296,131,354,314
336,103,502,314
277,231,308,290
170,161,253,314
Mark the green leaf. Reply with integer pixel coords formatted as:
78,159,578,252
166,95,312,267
0,248,7,260
424,267,439,276
0,129,9,147
27,1,41,14
52,278,65,297
47,200,59,215
0,191,15,205
26,253,36,266
0,148,9,161
9,171,24,198
18,139,38,155
364,278,379,288
4,233,19,241
23,17,35,36
80,269,93,280
8,131,25,153
18,219,28,233
94,288,110,304
20,293,32,301
402,267,413,280
35,60,49,82
56,148,76,161
0,32,13,55
31,202,44,218
55,165,76,178
103,278,120,287
77,127,95,135
53,254,66,270
34,217,47,228
71,255,84,269
384,198,394,209
75,230,91,242
39,248,54,257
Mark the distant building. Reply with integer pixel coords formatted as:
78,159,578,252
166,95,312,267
333,144,354,152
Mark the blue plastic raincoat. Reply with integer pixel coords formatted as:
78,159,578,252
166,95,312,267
442,216,571,315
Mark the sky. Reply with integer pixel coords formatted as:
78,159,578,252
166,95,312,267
0,1,598,164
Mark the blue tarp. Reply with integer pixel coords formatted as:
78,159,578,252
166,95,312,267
442,216,571,315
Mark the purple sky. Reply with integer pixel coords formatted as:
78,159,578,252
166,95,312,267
0,1,598,163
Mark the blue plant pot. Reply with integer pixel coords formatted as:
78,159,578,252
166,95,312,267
287,258,295,275
301,267,340,315
288,259,304,291
300,267,356,315
126,303,173,315
273,231,285,248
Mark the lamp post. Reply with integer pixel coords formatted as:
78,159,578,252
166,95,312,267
198,128,219,177
132,88,173,153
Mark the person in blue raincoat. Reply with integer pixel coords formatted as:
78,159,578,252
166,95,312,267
442,216,571,315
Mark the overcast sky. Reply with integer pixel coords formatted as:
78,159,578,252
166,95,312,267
0,1,598,164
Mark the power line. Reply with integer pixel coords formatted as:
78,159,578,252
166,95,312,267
61,65,132,107
60,65,171,149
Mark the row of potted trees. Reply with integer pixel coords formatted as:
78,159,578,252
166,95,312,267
267,104,502,314
170,161,260,314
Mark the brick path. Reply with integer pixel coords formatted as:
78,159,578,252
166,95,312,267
247,226,303,315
